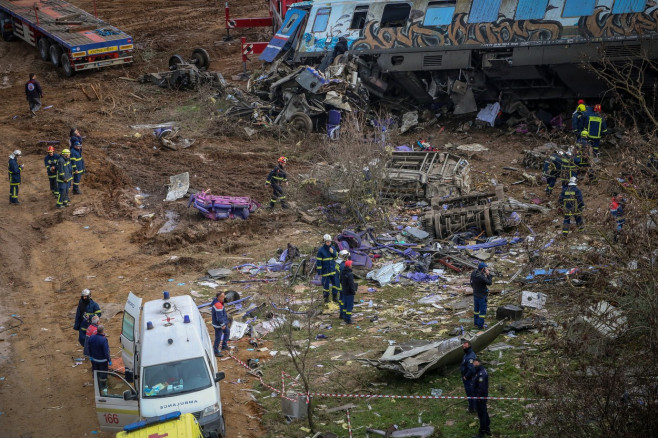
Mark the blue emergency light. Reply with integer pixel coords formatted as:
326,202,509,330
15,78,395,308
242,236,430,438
123,411,181,432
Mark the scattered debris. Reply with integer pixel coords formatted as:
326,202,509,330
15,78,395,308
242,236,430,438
164,172,189,201
188,190,260,220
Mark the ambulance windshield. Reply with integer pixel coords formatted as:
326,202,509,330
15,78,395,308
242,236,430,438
142,357,211,397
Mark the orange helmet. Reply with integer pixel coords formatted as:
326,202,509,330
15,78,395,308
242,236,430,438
47,146,55,152
594,104,602,113
278,156,287,165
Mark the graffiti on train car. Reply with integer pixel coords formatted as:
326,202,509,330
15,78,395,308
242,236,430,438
579,5,658,38
351,13,563,50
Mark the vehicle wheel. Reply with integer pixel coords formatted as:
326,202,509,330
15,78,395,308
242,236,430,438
288,112,313,133
49,44,62,66
191,48,210,70
37,38,50,61
168,54,185,70
60,53,75,77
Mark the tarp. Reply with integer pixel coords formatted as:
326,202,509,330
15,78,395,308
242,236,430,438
476,102,500,127
366,262,406,286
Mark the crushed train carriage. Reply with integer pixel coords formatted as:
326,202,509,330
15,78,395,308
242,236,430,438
261,0,658,107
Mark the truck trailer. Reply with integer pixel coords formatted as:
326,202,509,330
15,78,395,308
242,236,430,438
0,0,133,76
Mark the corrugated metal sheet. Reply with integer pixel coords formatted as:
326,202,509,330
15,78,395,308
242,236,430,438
468,0,502,23
612,0,646,14
515,0,549,20
562,0,596,17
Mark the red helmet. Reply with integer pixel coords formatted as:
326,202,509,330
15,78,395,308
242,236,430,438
594,104,602,113
47,146,55,152
577,99,585,105
278,156,287,165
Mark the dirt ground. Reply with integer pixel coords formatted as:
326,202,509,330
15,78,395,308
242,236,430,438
0,1,622,437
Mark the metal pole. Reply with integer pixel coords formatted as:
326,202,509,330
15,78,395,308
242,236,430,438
224,2,231,41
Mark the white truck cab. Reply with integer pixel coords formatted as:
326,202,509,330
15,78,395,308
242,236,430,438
94,291,226,437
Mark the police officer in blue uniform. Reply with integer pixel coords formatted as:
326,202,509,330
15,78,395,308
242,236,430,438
472,358,491,437
461,339,478,413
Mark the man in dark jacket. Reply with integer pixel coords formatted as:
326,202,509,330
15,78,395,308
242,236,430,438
460,339,478,413
211,291,230,357
8,150,23,204
558,177,585,236
471,358,491,437
316,234,337,303
73,289,102,347
470,262,493,329
25,73,43,116
339,260,358,324
70,140,85,194
56,149,73,208
265,156,288,209
88,325,112,390
44,146,60,196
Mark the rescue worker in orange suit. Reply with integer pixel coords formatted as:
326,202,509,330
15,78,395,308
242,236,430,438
8,150,23,205
88,325,112,390
211,291,230,357
558,177,585,236
56,149,73,208
44,146,60,196
585,104,607,157
70,140,85,194
265,156,288,209
471,358,491,438
316,234,337,303
339,260,358,324
73,289,101,347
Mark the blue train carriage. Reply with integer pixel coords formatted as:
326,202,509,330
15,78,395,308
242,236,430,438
264,0,658,102
0,0,133,76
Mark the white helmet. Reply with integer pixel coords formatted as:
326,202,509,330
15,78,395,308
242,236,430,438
338,249,350,257
81,288,91,297
13,150,21,156
568,177,577,186
323,234,332,241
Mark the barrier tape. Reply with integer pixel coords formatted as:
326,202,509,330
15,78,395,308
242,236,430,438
230,355,547,403
346,408,353,438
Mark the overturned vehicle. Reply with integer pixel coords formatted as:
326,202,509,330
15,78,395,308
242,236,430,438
260,0,658,111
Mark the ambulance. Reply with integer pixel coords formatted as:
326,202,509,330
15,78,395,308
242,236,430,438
93,292,226,437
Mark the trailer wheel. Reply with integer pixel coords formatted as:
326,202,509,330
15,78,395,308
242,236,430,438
37,38,50,61
168,54,185,70
60,53,75,77
191,48,210,70
289,112,313,133
2,30,14,42
49,44,63,66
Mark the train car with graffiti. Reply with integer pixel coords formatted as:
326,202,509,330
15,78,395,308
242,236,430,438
263,0,658,105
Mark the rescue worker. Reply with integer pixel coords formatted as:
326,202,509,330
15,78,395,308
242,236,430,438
336,249,350,319
265,156,288,209
211,291,230,357
460,339,478,413
340,260,358,324
73,289,102,348
84,315,100,357
70,140,85,194
8,150,23,205
558,177,585,236
585,104,607,157
69,127,83,148
571,103,587,139
318,36,348,72
471,358,491,438
575,131,596,184
56,149,73,208
25,72,43,116
316,234,337,303
542,151,562,196
44,146,60,196
470,262,493,330
88,325,112,390
609,192,626,242
559,150,578,188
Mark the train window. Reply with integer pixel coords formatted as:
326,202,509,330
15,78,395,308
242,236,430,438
562,0,595,18
468,0,502,23
515,0,548,20
312,8,331,32
381,3,411,27
612,0,646,14
350,5,369,30
424,1,456,27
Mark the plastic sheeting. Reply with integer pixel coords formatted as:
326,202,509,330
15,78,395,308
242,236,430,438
366,262,406,286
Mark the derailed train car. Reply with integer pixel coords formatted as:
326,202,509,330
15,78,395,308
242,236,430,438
261,0,658,106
